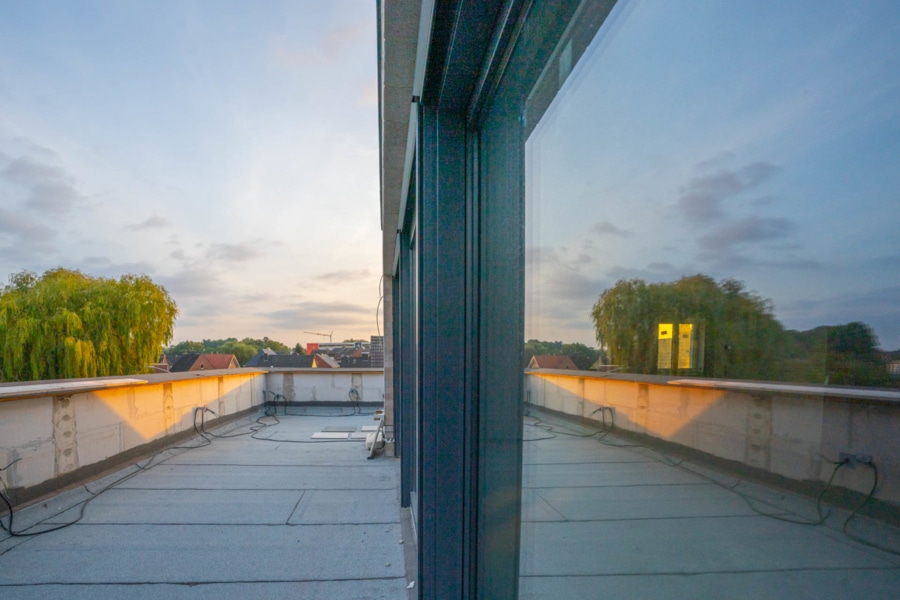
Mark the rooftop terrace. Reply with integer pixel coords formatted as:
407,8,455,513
2,371,899,598
519,407,900,598
1,409,411,599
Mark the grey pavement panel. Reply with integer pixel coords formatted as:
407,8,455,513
519,569,900,600
522,460,704,488
0,523,406,585
522,439,652,465
520,489,566,522
311,432,351,439
113,464,398,490
0,579,410,600
1,486,96,539
531,483,759,521
45,489,305,525
519,516,900,577
161,443,377,465
0,534,31,555
522,441,654,465
288,489,401,525
321,426,358,432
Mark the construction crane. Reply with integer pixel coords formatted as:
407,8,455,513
303,330,333,343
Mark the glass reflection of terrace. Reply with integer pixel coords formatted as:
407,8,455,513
519,0,900,596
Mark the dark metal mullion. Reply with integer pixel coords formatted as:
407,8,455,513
418,103,469,598
463,128,481,598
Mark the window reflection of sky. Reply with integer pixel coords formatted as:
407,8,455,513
525,0,900,349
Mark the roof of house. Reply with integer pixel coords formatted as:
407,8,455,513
313,354,340,368
246,353,316,368
168,353,201,372
528,355,579,370
204,354,240,369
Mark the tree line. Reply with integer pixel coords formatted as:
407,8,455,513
164,337,304,366
523,339,606,370
0,269,177,382
590,274,896,387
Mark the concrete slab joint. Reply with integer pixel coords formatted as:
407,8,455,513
163,383,175,434
284,373,296,402
746,395,773,470
52,395,78,476
218,376,225,415
636,383,649,433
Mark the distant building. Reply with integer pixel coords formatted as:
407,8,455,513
244,350,336,368
167,353,240,373
150,354,173,373
527,355,579,370
370,335,384,368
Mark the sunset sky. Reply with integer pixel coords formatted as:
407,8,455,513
0,1,381,347
526,0,900,350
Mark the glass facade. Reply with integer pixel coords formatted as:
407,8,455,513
518,0,900,596
381,1,900,596
525,0,900,385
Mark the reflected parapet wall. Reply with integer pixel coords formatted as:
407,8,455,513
525,369,900,507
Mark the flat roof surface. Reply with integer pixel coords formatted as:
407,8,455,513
0,410,408,599
519,408,900,598
5,406,899,598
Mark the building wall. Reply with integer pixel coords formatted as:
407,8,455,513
0,370,265,503
263,369,385,404
525,370,900,505
1,368,390,505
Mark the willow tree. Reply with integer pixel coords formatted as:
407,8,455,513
591,275,786,378
0,268,178,381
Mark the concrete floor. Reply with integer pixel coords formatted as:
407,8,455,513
519,408,900,599
5,407,900,599
0,410,408,599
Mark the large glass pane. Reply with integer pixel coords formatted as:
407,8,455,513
520,1,900,597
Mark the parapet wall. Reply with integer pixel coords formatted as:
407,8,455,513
0,368,387,506
0,370,266,505
263,369,385,405
525,370,900,506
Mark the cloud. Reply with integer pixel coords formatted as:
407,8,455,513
779,286,900,350
591,221,631,237
0,207,57,243
698,216,794,253
676,161,780,223
314,268,372,283
0,154,86,216
205,242,264,263
54,259,157,280
128,215,171,231
0,207,58,258
261,301,373,329
158,268,227,299
527,246,609,309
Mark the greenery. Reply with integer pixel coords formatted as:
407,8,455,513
164,337,298,366
0,268,177,381
523,339,606,370
590,274,894,386
591,275,783,378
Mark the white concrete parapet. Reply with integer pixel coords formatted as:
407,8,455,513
525,369,900,506
0,370,266,503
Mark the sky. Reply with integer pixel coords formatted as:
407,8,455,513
525,0,900,350
0,1,381,347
